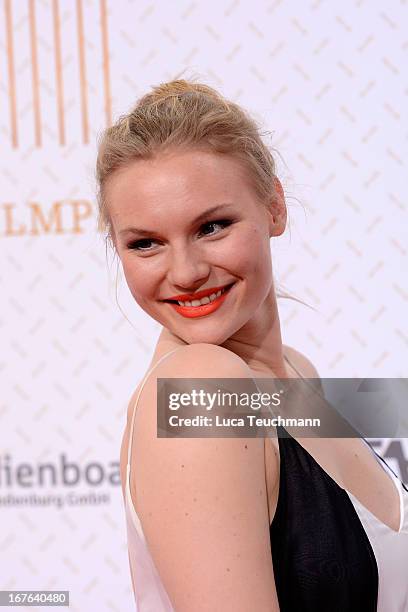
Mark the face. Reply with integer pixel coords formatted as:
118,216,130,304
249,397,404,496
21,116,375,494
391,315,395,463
106,148,286,346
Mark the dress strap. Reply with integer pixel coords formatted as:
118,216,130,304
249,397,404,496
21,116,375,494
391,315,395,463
126,347,184,467
283,351,407,529
283,352,306,379
126,349,303,471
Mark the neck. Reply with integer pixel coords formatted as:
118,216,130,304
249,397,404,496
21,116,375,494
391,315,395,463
158,287,289,378
220,288,288,378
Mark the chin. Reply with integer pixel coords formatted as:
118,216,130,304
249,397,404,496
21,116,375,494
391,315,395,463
175,321,244,348
175,331,222,347
162,323,223,347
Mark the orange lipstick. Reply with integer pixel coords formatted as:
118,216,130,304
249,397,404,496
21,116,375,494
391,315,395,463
164,283,235,318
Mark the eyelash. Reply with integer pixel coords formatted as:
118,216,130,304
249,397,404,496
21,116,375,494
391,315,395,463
127,219,234,252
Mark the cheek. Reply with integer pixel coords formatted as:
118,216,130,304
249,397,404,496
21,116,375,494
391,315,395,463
245,244,272,304
121,258,156,301
232,227,271,274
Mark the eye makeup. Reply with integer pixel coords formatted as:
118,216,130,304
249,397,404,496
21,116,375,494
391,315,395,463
126,218,235,252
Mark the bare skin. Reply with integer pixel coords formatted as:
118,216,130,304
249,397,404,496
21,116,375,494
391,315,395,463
108,148,401,610
121,327,401,533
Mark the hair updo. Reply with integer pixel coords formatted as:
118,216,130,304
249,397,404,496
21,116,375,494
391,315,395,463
96,76,280,246
95,76,310,307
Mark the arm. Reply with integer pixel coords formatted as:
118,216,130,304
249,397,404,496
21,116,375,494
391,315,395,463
283,346,402,530
130,343,280,612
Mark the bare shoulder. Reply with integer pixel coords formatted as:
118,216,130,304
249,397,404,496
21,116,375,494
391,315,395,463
125,343,251,425
157,342,254,377
122,343,251,479
283,344,320,378
126,343,280,610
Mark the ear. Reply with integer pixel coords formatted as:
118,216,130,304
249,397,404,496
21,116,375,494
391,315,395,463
267,176,287,237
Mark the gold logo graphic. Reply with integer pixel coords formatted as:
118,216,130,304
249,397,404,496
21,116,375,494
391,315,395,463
1,201,94,235
4,0,111,148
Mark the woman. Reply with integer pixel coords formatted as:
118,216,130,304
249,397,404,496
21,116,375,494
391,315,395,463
96,79,408,611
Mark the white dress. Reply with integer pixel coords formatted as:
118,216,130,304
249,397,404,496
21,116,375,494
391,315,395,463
124,348,408,611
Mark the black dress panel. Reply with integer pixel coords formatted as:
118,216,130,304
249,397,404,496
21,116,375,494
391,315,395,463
270,427,378,612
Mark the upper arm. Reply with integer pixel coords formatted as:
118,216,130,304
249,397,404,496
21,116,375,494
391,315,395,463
130,343,280,611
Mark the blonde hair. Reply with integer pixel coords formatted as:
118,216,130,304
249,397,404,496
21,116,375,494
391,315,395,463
95,76,314,310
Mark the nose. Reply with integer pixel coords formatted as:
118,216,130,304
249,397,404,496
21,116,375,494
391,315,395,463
167,243,210,291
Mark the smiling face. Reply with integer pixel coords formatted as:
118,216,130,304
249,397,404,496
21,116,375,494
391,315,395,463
106,148,285,346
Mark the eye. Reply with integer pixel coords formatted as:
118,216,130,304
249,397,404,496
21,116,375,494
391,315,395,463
126,218,234,252
198,219,233,237
127,238,157,252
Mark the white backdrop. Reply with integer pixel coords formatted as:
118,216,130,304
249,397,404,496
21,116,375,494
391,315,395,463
1,1,407,610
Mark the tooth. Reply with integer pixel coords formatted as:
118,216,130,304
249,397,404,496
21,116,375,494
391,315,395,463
176,291,226,307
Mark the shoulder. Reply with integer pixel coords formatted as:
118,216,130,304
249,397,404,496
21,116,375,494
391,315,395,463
155,342,253,378
129,342,257,435
127,343,269,521
126,343,252,425
283,344,320,378
128,345,278,609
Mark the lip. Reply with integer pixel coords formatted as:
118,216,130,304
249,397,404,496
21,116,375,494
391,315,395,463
167,282,236,318
162,283,234,302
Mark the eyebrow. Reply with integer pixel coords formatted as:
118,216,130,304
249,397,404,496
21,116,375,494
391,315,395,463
118,203,236,237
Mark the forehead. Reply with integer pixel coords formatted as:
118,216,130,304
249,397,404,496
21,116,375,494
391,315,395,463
105,149,256,226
